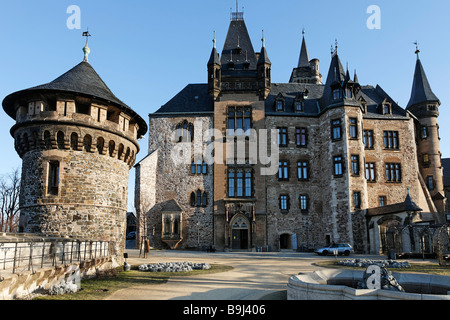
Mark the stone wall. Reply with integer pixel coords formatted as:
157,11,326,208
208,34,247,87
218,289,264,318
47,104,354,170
141,115,215,249
17,123,135,263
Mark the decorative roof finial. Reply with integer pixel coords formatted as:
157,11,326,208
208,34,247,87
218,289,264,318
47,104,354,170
414,41,420,60
302,28,305,37
261,29,266,48
213,30,217,48
82,29,92,62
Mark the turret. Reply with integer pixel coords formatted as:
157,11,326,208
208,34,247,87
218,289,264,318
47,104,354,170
208,32,221,100
2,36,147,265
406,48,445,220
289,31,322,84
257,31,271,99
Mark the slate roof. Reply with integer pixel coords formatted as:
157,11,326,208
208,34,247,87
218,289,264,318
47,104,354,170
298,36,310,67
220,20,257,70
406,58,440,109
367,192,422,217
154,84,214,115
3,61,147,137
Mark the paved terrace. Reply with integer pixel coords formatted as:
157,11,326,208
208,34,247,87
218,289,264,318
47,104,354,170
106,250,433,300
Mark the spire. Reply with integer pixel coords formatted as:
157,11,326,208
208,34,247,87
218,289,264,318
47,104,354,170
221,13,257,70
354,69,359,83
82,29,91,62
258,29,271,65
406,49,439,109
208,31,220,66
298,29,310,67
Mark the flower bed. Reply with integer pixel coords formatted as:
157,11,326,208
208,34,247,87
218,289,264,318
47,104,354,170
138,261,211,272
338,259,410,269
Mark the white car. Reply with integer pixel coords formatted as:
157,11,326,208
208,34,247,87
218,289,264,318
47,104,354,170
315,243,353,256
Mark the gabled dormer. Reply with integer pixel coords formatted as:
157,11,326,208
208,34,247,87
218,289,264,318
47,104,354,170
274,93,285,112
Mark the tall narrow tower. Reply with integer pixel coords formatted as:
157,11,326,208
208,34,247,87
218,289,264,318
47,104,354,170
406,48,445,222
2,39,147,264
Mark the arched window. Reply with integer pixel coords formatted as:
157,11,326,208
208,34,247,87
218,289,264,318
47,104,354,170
57,131,65,150
83,135,92,152
124,147,130,162
108,140,115,157
190,192,196,207
43,131,51,149
117,144,124,160
202,192,208,207
196,189,202,207
175,121,194,142
70,133,79,151
96,137,105,154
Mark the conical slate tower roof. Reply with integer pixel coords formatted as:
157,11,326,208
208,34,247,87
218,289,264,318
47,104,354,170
3,60,147,137
220,19,257,70
298,35,310,67
406,58,439,109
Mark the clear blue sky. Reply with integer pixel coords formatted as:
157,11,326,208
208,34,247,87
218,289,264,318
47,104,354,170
1,1,450,210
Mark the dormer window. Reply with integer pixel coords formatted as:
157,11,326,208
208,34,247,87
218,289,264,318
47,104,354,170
345,88,352,98
383,104,391,115
295,101,304,112
227,62,235,70
276,99,284,112
333,89,340,100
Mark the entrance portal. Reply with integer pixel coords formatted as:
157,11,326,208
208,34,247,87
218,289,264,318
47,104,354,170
280,234,292,249
230,215,250,250
232,229,249,250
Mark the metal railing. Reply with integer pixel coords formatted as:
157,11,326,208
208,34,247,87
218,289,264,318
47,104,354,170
0,236,112,275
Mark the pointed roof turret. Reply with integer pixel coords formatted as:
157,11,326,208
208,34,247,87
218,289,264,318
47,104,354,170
298,30,310,67
257,30,271,65
406,54,440,109
220,18,257,70
208,31,220,66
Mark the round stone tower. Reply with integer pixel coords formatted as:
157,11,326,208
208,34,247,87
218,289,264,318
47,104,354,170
2,44,147,264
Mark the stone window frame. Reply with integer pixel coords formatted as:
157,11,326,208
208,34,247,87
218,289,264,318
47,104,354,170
331,119,342,141
379,196,387,207
227,165,254,199
227,106,252,137
385,162,402,183
426,175,435,191
299,194,309,214
365,162,377,182
297,160,309,181
363,130,375,149
350,155,360,176
190,157,208,175
353,191,361,209
189,189,208,208
279,194,290,212
175,120,194,143
277,127,289,147
278,160,289,181
383,131,400,150
42,154,64,197
349,118,358,140
295,127,308,148
333,155,344,177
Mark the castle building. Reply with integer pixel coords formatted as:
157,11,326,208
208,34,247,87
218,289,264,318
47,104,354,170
2,41,147,264
135,11,446,254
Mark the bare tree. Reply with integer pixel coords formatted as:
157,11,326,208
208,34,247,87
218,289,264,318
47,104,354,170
0,168,21,233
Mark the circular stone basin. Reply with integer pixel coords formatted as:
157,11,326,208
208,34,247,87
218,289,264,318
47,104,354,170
288,269,450,300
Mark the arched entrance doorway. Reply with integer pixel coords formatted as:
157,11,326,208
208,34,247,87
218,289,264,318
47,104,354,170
230,215,250,250
280,234,292,249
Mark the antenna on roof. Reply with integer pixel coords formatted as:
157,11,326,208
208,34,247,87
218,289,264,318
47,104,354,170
82,28,92,62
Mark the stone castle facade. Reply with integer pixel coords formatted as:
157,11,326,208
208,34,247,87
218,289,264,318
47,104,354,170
2,46,147,264
135,11,447,254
